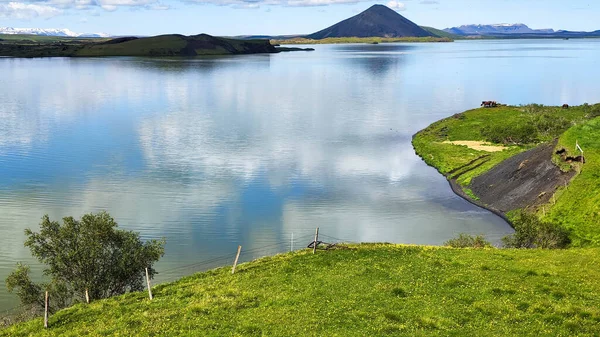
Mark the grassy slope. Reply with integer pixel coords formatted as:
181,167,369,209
272,36,452,45
420,26,462,40
4,244,600,336
412,105,590,185
412,104,600,245
0,34,275,57
542,117,600,246
75,35,188,57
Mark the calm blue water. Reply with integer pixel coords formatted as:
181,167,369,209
1,39,599,309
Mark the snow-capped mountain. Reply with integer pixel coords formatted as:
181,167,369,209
444,24,555,36
0,27,110,38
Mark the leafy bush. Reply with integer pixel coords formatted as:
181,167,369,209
445,234,492,248
6,212,165,315
589,104,600,118
522,103,545,114
503,211,570,249
531,114,571,137
481,123,539,145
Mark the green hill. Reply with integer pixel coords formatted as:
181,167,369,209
412,104,600,246
0,34,277,57
420,26,462,39
3,244,599,336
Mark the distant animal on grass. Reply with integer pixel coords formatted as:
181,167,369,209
562,104,569,109
481,101,497,108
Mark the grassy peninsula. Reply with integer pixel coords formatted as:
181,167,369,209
4,244,600,336
412,104,600,246
0,34,295,58
272,36,452,45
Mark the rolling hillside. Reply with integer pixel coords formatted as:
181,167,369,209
3,244,599,336
0,34,278,57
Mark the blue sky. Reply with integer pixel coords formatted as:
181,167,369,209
0,0,598,36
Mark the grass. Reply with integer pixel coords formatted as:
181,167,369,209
272,36,453,45
412,105,593,179
413,103,600,246
542,117,600,246
3,244,600,336
420,26,462,40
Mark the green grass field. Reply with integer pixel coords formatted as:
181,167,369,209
3,244,600,336
412,104,600,246
412,105,593,179
542,117,600,246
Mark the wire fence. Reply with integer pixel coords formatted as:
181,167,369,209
0,229,355,326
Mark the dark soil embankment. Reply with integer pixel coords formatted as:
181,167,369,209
469,141,576,213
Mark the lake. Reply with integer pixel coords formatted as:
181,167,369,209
1,39,599,310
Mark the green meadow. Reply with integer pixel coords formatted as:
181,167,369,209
3,244,600,336
412,103,600,246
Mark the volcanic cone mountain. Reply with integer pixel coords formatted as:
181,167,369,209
307,4,434,39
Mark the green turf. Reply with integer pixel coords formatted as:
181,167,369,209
542,117,600,246
412,104,600,246
412,105,593,177
3,244,600,336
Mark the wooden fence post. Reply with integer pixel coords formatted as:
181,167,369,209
44,291,49,329
85,289,90,304
313,227,319,254
145,268,153,300
232,245,242,274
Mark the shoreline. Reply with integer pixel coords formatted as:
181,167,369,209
446,177,513,226
411,140,513,227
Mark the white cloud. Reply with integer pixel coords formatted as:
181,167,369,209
0,0,372,18
0,2,62,19
286,0,359,7
386,0,405,11
185,0,369,9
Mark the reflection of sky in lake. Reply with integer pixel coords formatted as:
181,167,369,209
2,39,600,309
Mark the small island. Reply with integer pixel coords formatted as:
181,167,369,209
0,33,313,58
412,103,600,247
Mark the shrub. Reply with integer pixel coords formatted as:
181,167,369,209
445,234,492,248
6,212,165,315
502,211,570,249
589,104,600,118
532,114,570,137
481,123,539,145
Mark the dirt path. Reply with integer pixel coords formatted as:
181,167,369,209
443,140,507,152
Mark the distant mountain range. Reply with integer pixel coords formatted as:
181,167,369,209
0,27,109,38
445,24,554,35
444,23,600,38
307,4,434,39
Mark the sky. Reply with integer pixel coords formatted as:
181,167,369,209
0,0,598,36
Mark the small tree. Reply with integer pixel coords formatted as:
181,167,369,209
6,212,165,313
502,211,570,249
444,234,492,248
